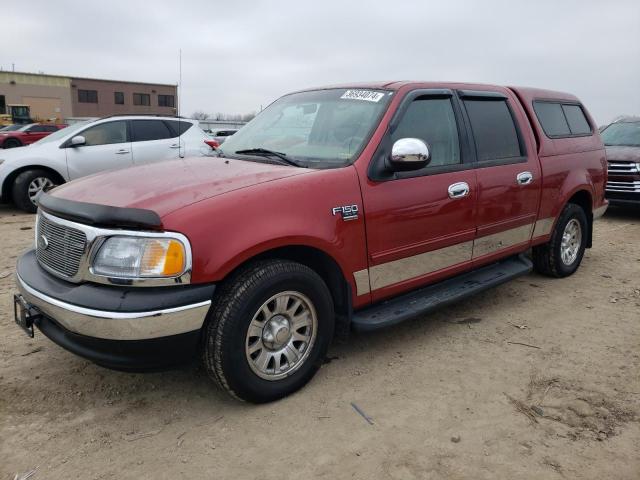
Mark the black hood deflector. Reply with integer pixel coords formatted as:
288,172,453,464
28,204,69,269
37,192,162,230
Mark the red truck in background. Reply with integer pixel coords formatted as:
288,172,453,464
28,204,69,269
14,82,607,402
1,123,67,148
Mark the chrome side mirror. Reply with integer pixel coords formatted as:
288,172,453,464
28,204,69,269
389,138,431,171
70,135,86,147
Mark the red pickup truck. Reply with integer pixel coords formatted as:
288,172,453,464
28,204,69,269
14,82,607,402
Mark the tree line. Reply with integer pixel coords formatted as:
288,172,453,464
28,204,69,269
191,111,256,122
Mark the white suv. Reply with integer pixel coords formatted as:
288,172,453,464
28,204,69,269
0,116,211,212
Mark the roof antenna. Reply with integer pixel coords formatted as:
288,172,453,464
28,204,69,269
177,49,184,158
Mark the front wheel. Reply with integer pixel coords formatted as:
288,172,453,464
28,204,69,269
532,203,588,277
202,259,334,403
12,169,58,213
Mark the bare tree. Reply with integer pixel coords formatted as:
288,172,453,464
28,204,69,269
191,111,210,120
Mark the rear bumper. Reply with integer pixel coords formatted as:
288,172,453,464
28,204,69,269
15,249,215,370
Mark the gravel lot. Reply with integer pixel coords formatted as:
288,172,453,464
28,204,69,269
1,204,638,480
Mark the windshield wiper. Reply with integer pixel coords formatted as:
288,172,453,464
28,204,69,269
235,148,305,168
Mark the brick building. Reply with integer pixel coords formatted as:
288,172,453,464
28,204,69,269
0,71,177,122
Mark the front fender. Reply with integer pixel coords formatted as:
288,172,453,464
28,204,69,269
161,166,368,299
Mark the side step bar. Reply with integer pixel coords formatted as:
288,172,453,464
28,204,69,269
352,255,533,332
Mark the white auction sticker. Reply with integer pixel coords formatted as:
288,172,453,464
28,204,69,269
340,90,385,102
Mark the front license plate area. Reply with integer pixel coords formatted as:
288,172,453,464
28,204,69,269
14,294,41,338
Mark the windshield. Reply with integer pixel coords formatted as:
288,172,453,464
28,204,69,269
32,121,90,145
1,124,25,132
219,88,393,167
601,121,640,147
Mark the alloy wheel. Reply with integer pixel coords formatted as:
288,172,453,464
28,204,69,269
245,291,317,380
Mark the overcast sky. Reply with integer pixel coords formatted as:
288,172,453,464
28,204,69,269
4,0,639,123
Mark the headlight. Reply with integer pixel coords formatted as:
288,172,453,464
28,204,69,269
92,236,188,278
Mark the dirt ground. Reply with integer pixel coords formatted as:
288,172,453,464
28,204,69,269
0,204,638,480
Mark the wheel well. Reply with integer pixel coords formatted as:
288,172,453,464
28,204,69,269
567,190,593,248
1,166,65,203
3,137,22,147
238,246,352,339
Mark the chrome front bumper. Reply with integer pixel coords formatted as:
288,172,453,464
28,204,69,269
16,273,211,341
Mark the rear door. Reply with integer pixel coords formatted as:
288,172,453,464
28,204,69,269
65,120,133,179
361,90,478,302
458,90,541,265
130,119,182,164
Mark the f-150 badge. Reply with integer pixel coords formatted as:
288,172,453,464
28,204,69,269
332,205,359,221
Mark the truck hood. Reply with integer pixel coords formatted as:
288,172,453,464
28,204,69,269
605,145,640,161
51,156,310,217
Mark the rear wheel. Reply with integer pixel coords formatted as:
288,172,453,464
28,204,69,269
532,203,588,277
12,169,58,213
3,138,22,149
202,259,334,403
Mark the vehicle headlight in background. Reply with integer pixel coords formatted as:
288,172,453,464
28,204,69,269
92,236,187,278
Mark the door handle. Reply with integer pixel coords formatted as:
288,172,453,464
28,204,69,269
448,182,470,199
169,144,181,149
516,171,533,185
115,149,130,155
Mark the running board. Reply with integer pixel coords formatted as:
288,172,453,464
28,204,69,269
352,255,533,332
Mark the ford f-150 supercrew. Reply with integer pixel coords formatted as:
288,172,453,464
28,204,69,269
14,82,608,402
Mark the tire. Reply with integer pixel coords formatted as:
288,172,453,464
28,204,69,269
12,169,58,213
532,203,588,278
3,138,22,149
203,259,334,403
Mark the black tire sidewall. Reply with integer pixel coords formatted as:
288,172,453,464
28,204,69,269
551,204,588,276
12,169,55,213
3,138,21,148
213,264,334,403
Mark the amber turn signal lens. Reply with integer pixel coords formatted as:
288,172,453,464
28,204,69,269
162,240,186,276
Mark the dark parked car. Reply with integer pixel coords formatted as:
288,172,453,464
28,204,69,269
601,117,640,207
208,128,238,145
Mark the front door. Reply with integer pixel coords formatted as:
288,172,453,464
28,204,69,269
361,91,477,302
23,124,51,144
65,120,133,179
457,90,541,265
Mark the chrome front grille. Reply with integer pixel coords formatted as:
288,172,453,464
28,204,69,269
36,213,87,278
606,180,640,193
607,161,639,175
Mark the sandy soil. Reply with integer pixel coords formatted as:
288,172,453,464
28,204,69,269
1,204,638,480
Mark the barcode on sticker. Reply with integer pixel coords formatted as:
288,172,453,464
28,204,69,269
340,90,385,102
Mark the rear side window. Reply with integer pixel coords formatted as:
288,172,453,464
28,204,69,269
463,99,522,161
392,97,461,168
562,104,591,135
533,101,592,137
165,120,193,136
131,120,173,142
533,102,570,137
